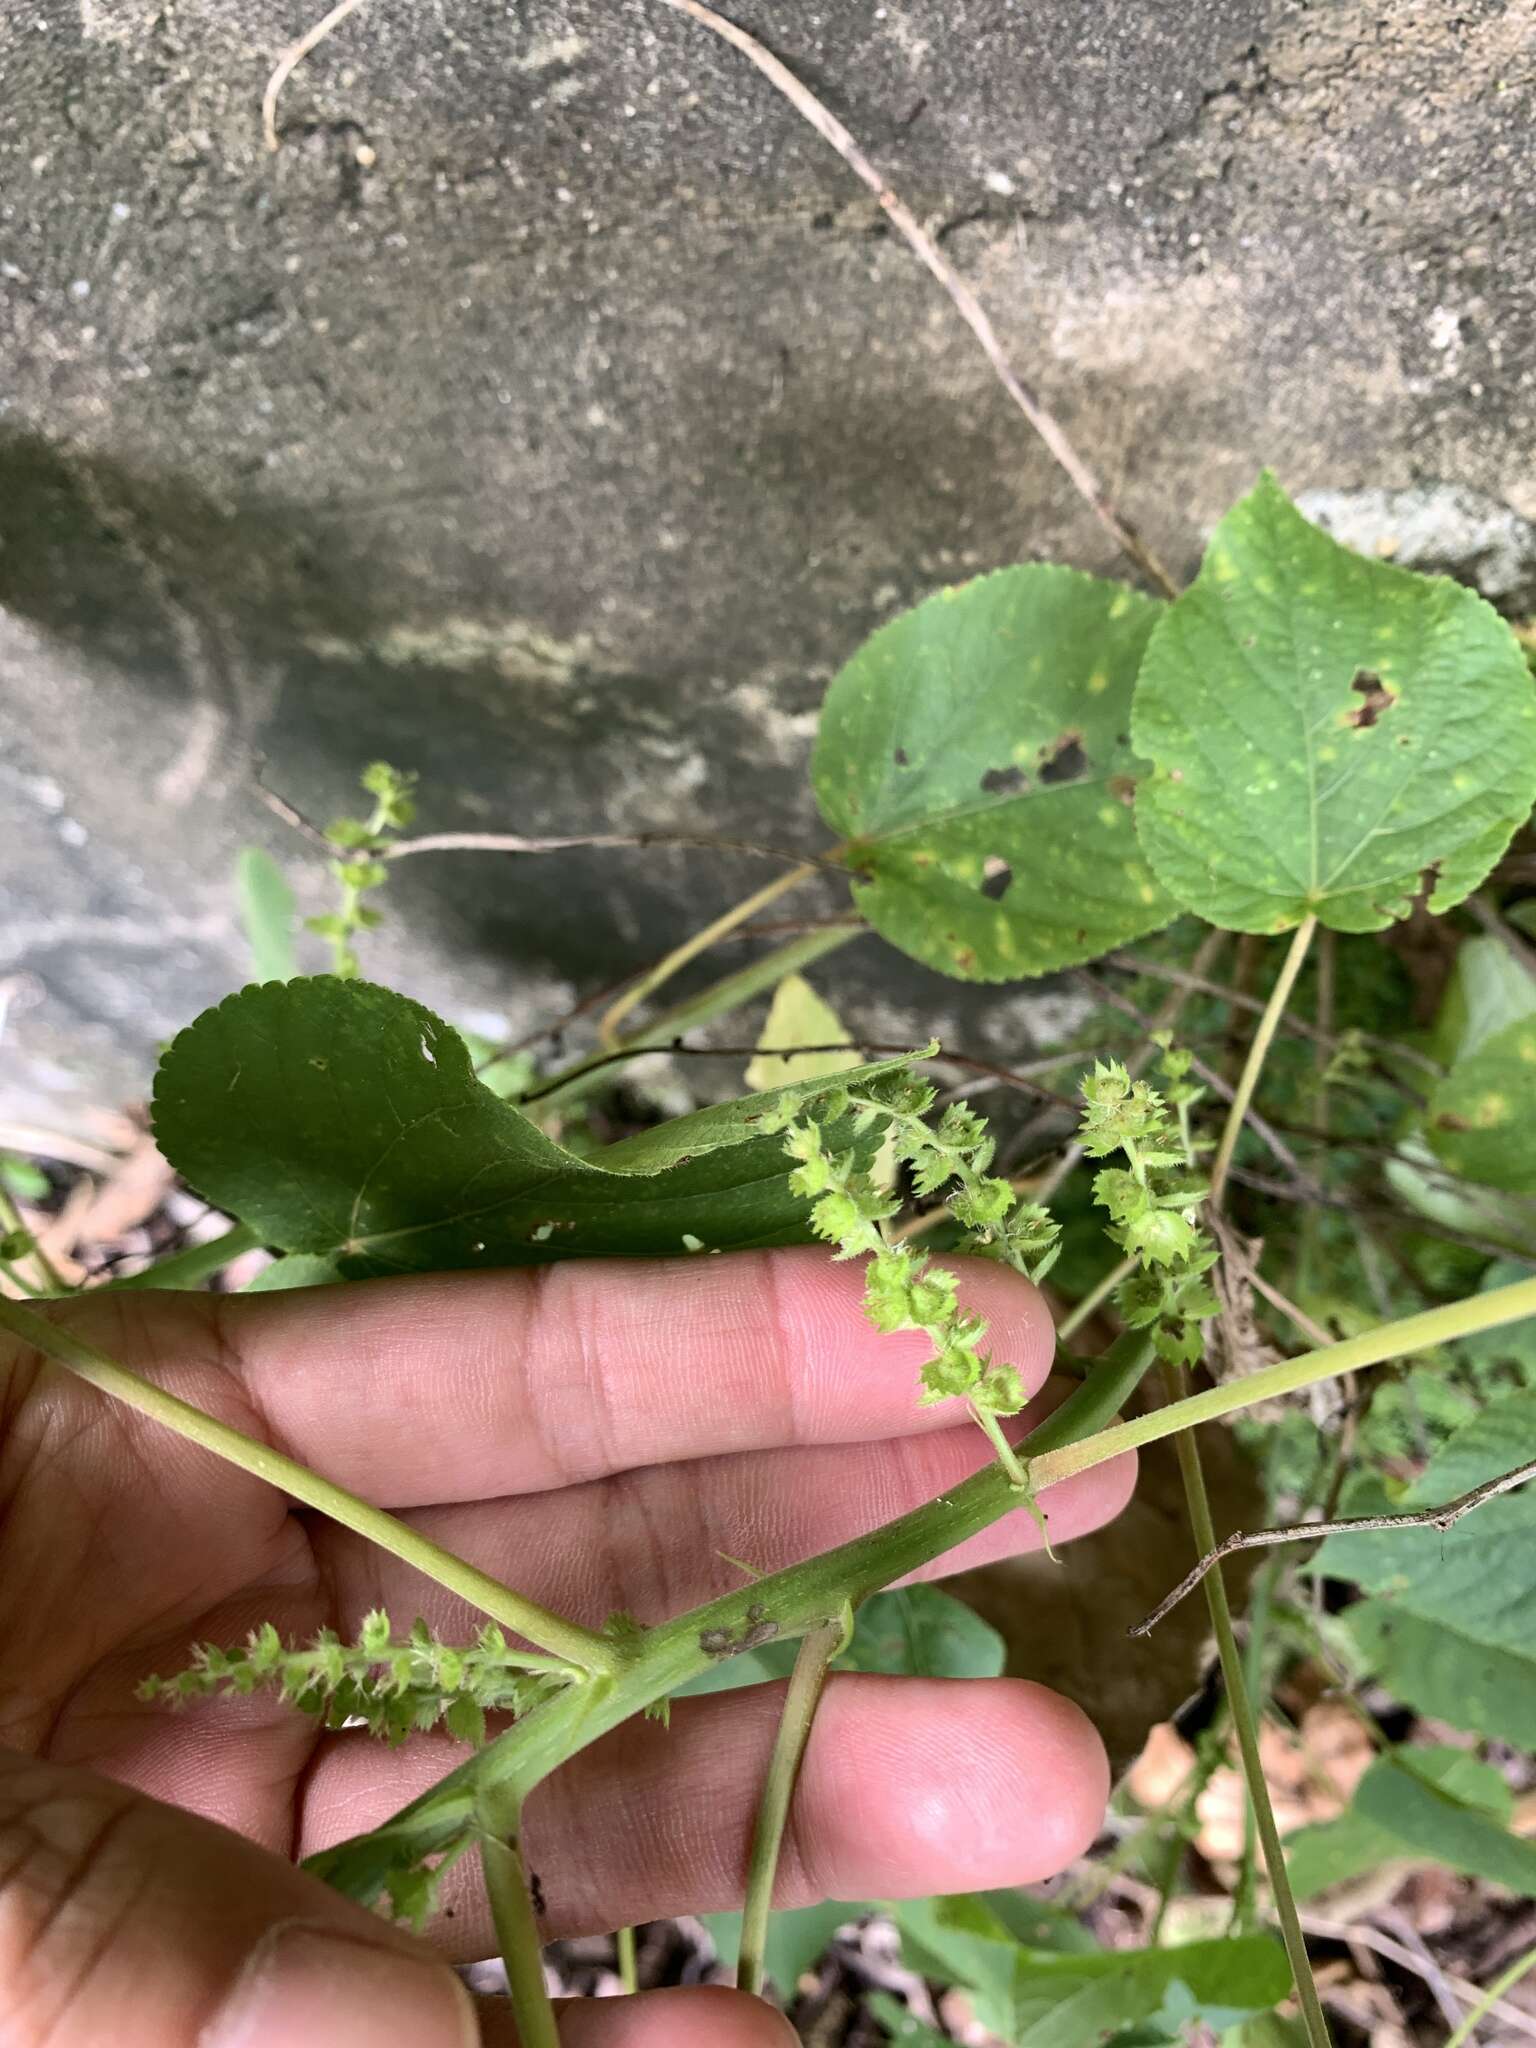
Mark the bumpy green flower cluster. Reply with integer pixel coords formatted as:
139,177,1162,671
139,1610,556,1750
307,760,418,977
1079,1053,1218,1367
762,1071,1060,1464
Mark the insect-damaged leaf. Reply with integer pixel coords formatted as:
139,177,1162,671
1132,472,1536,933
812,566,1175,980
151,977,913,1278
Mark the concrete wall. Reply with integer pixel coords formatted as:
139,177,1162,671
4,0,1533,1121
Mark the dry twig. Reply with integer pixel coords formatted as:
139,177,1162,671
263,0,375,152
1131,1457,1536,1637
654,0,1177,596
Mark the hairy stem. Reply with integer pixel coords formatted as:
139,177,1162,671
737,1615,846,1995
477,1787,560,2048
0,1296,619,1676
103,1219,265,1292
1162,1366,1330,2046
1209,916,1317,1209
598,862,822,1047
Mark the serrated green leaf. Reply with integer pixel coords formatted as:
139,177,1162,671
151,978,914,1277
838,1586,1005,1679
812,567,1175,980
1283,1746,1510,1899
745,973,860,1092
235,847,299,983
1316,1388,1536,1738
1132,473,1536,933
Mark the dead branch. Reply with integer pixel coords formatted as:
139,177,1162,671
654,0,1177,596
1131,1458,1536,1637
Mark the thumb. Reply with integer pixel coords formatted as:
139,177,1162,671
0,1749,798,2047
0,1744,477,2047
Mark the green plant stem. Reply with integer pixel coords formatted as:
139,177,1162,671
1056,1253,1137,1342
615,1924,639,1994
1444,1939,1536,2048
530,922,862,1116
598,862,823,1046
1161,1364,1329,2046
737,1615,846,1995
0,1295,619,1677
103,1219,265,1291
1209,915,1317,1210
970,1401,1028,1489
1030,1274,1536,1488
477,1787,560,2048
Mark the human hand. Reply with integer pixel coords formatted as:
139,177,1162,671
0,1248,1134,2044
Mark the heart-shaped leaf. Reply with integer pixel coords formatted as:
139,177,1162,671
812,567,1175,980
1132,472,1536,932
152,977,910,1278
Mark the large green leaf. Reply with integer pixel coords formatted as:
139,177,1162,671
1354,1755,1536,1896
812,566,1174,980
1344,1602,1536,1750
1317,1388,1536,1741
894,1896,1285,2046
838,1586,1005,1679
1283,1746,1510,1899
152,978,912,1278
1132,473,1536,933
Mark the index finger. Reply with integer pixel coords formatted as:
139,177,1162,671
152,1247,1053,1506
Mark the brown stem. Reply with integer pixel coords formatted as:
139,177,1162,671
654,0,1178,596
1132,1456,1536,1637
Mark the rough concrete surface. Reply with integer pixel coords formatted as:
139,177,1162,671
2,0,1535,1123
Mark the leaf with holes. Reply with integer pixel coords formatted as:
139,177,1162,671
812,567,1175,980
151,978,914,1278
1132,473,1536,933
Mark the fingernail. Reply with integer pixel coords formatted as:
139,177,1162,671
206,1923,479,2048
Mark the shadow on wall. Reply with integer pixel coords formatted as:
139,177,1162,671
0,428,828,993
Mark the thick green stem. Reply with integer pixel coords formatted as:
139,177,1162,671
738,1615,846,1995
104,1219,265,1292
599,862,822,1046
477,1787,560,2048
1209,915,1317,1210
0,1295,619,1676
1162,1366,1331,2047
1029,1274,1536,1489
